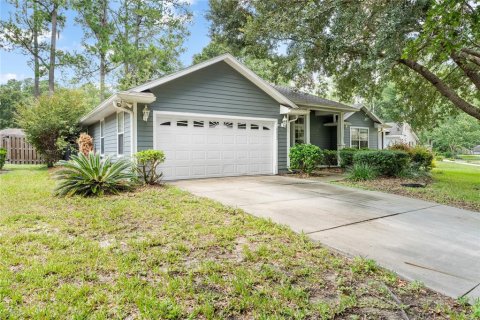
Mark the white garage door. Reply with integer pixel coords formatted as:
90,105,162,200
154,112,276,180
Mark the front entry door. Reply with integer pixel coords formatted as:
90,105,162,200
291,115,306,146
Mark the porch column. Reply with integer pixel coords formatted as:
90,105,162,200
336,112,345,150
337,112,345,166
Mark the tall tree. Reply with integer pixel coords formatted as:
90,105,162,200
73,0,114,100
206,0,480,125
35,0,66,94
110,0,191,89
0,0,49,97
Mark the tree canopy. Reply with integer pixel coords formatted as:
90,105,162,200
206,0,480,126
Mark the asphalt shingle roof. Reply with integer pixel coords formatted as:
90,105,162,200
272,85,355,110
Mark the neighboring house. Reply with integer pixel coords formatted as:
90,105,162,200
472,145,480,155
80,54,387,180
383,122,419,148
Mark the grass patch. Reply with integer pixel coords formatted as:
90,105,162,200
0,165,475,318
338,161,480,212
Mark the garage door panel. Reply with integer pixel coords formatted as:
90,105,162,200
155,113,275,180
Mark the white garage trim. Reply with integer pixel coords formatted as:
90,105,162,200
153,111,278,178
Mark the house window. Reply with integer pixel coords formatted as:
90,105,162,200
351,127,369,149
100,120,105,155
117,112,124,156
292,116,305,145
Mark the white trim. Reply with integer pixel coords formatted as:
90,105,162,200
286,116,291,168
349,126,369,149
153,111,278,122
133,102,138,153
117,111,125,157
152,110,278,175
345,106,385,125
99,119,105,156
130,54,298,109
306,111,311,144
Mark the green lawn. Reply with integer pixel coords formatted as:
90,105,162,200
0,166,477,319
457,155,480,165
430,161,480,210
339,161,480,212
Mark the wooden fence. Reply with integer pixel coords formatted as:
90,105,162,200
0,135,43,164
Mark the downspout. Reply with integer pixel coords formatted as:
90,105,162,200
112,100,135,157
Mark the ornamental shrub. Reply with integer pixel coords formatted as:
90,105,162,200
0,148,7,170
54,152,136,197
77,133,93,156
348,163,378,181
353,150,410,177
409,146,434,171
388,142,411,152
339,148,359,168
321,150,338,167
134,149,166,184
289,144,322,175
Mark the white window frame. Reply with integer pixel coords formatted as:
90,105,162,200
99,119,105,156
350,126,369,149
117,111,125,156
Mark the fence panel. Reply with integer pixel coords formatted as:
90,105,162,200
0,135,44,164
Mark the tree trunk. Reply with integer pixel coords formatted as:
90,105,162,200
48,6,57,95
33,2,40,97
99,0,107,101
398,58,480,120
100,52,106,101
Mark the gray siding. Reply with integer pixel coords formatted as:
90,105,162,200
344,111,379,149
137,61,287,170
309,113,337,150
88,122,101,153
87,111,132,159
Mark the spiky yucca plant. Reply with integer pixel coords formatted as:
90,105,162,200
54,152,136,197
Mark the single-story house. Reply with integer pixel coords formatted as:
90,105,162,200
80,54,387,180
472,145,480,155
383,122,419,148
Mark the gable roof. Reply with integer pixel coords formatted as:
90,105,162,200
129,54,298,108
272,85,355,111
80,54,363,125
345,105,385,125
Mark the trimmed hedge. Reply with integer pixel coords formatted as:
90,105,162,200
353,150,410,177
409,146,434,171
339,148,359,168
321,150,338,167
289,144,322,175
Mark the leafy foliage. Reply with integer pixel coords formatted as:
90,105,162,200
354,150,410,177
289,144,322,175
424,114,480,155
77,132,93,156
388,142,434,172
320,150,338,167
134,149,166,185
409,146,434,172
339,148,359,168
0,148,7,170
16,89,89,167
54,152,135,197
347,163,378,181
207,0,480,124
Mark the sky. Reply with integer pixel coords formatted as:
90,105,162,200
0,0,211,84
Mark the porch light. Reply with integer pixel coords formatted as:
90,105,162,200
142,105,150,122
280,115,288,128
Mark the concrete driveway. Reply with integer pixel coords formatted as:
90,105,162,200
172,175,480,300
